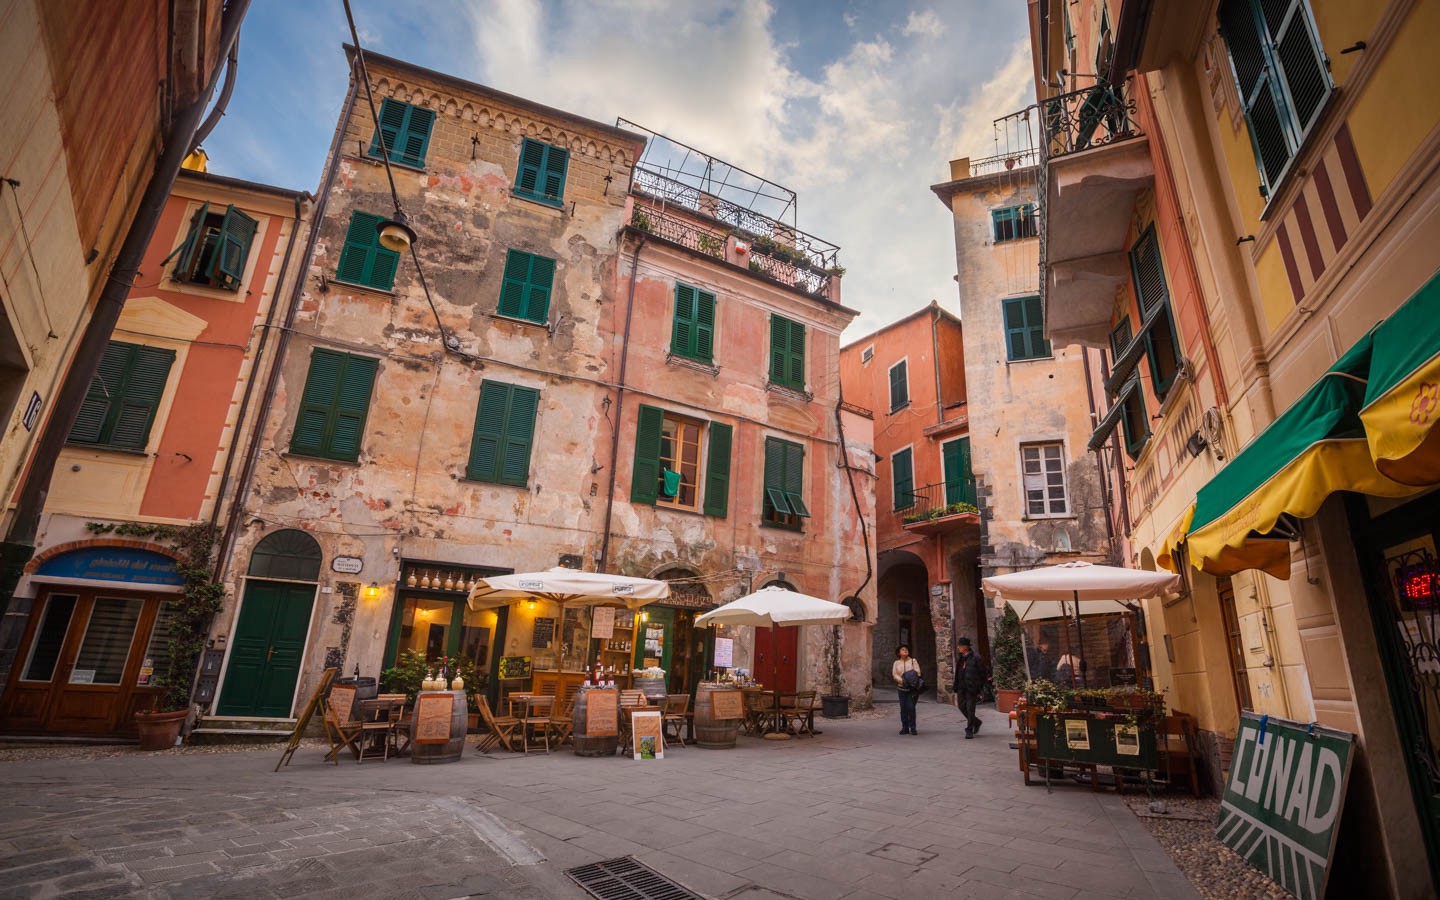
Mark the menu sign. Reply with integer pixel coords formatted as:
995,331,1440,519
591,607,615,639
531,617,555,648
631,709,664,760
584,688,618,737
498,656,532,679
414,692,453,744
711,689,744,720
713,637,734,668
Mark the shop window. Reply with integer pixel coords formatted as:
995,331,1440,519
68,341,176,451
368,97,436,169
247,529,322,581
992,204,1038,242
497,249,555,324
762,436,809,528
22,595,77,681
1022,442,1069,517
889,359,909,412
514,137,569,207
138,602,180,687
630,405,732,517
1003,296,1052,361
335,210,401,291
769,314,806,391
169,202,257,291
670,282,716,363
290,348,378,462
71,597,142,685
892,447,915,511
467,380,540,486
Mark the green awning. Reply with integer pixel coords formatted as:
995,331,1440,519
1360,270,1440,484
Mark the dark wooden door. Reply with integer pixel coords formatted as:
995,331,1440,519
216,580,315,717
754,626,798,693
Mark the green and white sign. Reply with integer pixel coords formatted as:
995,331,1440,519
1218,712,1355,900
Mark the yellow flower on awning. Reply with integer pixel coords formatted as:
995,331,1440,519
1360,270,1440,485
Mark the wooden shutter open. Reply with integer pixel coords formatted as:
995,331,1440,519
783,440,808,517
169,202,210,278
630,405,664,504
499,386,539,486
702,422,732,517
213,205,258,290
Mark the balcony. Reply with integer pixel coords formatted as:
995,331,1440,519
1005,78,1153,345
897,482,980,537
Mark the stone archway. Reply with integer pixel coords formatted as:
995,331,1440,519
875,550,935,695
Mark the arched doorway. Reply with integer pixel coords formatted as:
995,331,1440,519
650,568,716,696
875,552,935,695
215,529,321,718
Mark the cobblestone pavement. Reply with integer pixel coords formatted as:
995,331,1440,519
0,699,1201,900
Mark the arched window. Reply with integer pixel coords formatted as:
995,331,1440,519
247,529,322,581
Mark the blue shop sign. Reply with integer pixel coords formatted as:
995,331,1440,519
36,547,183,587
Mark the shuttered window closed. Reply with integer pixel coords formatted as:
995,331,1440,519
369,97,436,168
336,210,401,291
514,138,569,207
670,282,716,362
290,348,378,462
497,249,556,324
467,380,540,486
768,314,806,390
68,341,176,451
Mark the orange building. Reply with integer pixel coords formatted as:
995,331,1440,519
0,168,306,737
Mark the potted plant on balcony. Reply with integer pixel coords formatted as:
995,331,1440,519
991,605,1027,713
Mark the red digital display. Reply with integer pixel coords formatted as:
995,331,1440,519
1403,571,1435,601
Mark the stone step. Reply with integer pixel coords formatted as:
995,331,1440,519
188,717,298,744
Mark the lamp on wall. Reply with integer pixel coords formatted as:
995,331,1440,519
363,582,381,601
376,210,417,253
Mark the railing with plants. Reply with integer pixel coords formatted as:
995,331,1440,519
1040,77,1142,160
898,481,978,525
629,204,729,260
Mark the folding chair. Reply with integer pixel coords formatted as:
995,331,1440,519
662,694,689,748
322,684,362,764
783,691,817,737
548,694,577,748
476,695,520,753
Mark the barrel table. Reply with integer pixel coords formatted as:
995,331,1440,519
692,683,741,748
410,690,467,764
634,675,668,704
572,686,619,757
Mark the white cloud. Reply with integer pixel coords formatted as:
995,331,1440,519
901,9,945,38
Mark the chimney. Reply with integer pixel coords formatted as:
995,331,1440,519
948,157,970,181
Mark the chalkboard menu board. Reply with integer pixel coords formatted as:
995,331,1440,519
531,617,555,648
498,655,532,679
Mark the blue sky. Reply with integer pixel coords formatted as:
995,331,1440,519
206,0,1033,337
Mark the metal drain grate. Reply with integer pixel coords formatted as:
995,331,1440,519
566,856,703,900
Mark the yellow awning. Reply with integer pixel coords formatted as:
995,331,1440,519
1360,270,1440,484
1155,505,1193,574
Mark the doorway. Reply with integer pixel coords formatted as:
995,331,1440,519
875,556,935,692
754,625,798,693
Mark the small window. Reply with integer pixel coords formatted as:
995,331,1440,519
992,204,1038,242
892,447,915,511
498,249,556,324
514,138,569,207
1003,296,1052,361
369,97,436,169
290,348,378,462
769,314,806,391
1021,442,1069,517
630,405,732,517
889,359,909,412
68,341,177,451
336,210,401,291
860,345,874,365
763,436,809,529
467,380,540,486
657,414,704,511
169,202,257,291
671,283,716,363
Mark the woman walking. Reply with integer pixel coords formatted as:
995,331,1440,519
892,644,922,735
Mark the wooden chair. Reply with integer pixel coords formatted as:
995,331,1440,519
355,697,406,762
662,694,689,748
616,690,649,751
518,695,553,753
476,695,520,753
782,691,817,737
743,690,778,736
548,694,577,747
323,684,361,764
1157,712,1203,797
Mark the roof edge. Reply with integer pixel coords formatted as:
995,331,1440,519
177,168,308,200
840,301,961,351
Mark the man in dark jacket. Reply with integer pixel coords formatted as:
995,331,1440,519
951,636,990,738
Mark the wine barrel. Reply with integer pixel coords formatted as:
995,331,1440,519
410,690,467,764
634,675,667,703
572,686,619,757
693,683,740,749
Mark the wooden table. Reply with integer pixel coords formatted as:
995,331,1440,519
508,694,554,753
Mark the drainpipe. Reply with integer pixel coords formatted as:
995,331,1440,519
834,383,872,701
0,0,252,616
597,231,647,574
215,69,361,581
191,38,240,153
930,303,944,425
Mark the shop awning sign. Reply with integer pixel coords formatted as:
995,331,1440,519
1218,712,1356,900
35,547,183,586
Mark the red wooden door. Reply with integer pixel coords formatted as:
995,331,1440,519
753,626,798,693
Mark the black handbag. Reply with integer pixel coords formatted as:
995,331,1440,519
902,668,925,693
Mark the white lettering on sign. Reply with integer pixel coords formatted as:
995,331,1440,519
1231,730,1346,835
23,392,41,431
613,584,634,595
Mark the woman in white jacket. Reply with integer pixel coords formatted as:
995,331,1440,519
892,645,920,735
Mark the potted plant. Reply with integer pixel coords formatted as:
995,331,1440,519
821,624,849,718
381,649,484,730
991,605,1027,713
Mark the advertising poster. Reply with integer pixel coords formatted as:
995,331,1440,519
585,688,619,737
631,710,664,760
1115,724,1140,756
591,606,616,639
713,637,734,668
1064,718,1090,751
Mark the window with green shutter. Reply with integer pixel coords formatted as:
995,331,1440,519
1129,227,1182,399
1117,377,1151,459
630,405,732,518
942,437,976,506
888,359,909,412
336,210,401,291
991,204,1038,242
762,437,808,529
670,282,716,362
67,341,176,451
497,249,556,324
1219,0,1332,197
167,202,257,291
768,314,806,391
467,380,540,486
513,138,569,207
1003,296,1051,361
289,348,378,462
368,97,436,169
892,447,915,511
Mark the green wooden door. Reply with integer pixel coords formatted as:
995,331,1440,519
216,581,315,717
943,437,974,506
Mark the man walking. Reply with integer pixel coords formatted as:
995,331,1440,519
951,636,990,738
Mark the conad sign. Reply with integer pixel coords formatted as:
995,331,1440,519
1217,712,1355,900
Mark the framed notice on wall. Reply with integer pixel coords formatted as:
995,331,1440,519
631,709,663,760
414,692,453,745
713,637,734,668
585,688,618,737
591,606,615,639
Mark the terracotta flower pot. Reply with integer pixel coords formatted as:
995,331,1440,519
994,688,1023,714
134,709,187,751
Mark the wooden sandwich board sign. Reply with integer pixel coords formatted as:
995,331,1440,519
414,692,454,745
711,690,744,720
275,667,337,772
585,687,619,737
1217,712,1356,900
631,709,663,760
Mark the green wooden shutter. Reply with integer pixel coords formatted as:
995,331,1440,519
783,440,808,517
695,289,715,361
399,106,436,167
497,250,554,324
170,202,210,278
1130,228,1169,314
541,144,568,202
768,315,789,384
630,405,664,504
328,354,377,461
212,205,258,290
468,381,510,481
498,250,530,318
702,422,732,517
889,361,908,410
1269,0,1329,138
371,98,408,160
337,211,400,291
291,349,343,457
787,319,806,389
524,254,554,323
943,438,973,505
499,386,539,486
516,139,545,198
1003,299,1027,359
1025,296,1051,358
69,343,129,444
763,438,791,517
107,345,175,449
893,448,914,510
671,284,697,358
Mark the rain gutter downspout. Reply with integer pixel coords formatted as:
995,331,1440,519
597,231,647,574
191,38,239,153
215,70,361,580
1083,347,1120,562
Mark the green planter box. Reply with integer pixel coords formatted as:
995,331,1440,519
1034,712,1158,770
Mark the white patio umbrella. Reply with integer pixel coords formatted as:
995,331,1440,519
982,562,1180,687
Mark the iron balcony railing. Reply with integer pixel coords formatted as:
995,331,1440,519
1041,78,1142,160
968,148,1039,176
897,480,979,526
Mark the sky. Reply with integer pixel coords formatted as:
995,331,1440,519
205,0,1035,339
